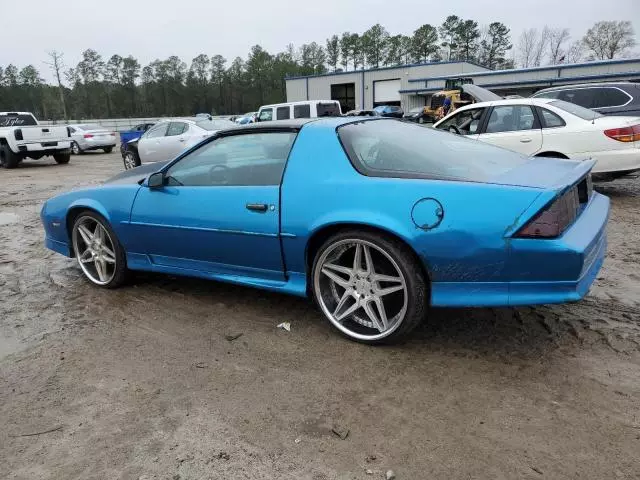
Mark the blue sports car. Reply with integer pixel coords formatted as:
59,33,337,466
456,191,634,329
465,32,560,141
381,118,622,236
41,118,609,344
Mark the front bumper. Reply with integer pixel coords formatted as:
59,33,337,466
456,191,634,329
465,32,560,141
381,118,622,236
431,192,609,307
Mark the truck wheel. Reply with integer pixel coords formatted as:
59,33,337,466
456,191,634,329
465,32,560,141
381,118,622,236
54,153,71,164
0,144,21,169
103,147,113,154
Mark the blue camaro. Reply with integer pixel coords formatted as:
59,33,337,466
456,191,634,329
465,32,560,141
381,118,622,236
41,118,609,344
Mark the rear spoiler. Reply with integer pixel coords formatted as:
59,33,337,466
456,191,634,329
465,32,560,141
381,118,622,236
551,158,596,193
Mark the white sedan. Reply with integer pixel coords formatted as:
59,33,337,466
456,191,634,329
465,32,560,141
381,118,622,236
433,98,640,179
135,118,235,165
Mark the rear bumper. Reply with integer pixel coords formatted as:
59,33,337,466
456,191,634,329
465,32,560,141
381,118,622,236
18,140,72,152
78,139,116,150
586,148,640,174
431,192,609,307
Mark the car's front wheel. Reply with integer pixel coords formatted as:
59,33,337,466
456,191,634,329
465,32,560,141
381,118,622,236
123,150,140,170
71,211,128,288
312,230,427,344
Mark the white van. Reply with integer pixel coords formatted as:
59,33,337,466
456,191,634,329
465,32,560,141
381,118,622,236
256,100,342,122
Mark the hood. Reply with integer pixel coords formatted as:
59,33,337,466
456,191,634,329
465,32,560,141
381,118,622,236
462,84,502,102
104,161,170,185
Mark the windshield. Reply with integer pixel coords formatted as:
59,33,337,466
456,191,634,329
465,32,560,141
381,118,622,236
0,113,37,127
549,100,603,120
338,119,530,182
196,119,235,131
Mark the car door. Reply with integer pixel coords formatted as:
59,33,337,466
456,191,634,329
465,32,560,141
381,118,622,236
161,121,190,159
128,130,298,281
478,104,543,155
138,123,169,162
435,106,488,138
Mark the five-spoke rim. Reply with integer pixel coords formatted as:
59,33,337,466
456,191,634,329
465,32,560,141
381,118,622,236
72,216,117,285
124,152,136,170
314,239,408,341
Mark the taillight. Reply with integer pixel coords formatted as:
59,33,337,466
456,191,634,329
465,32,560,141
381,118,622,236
84,134,93,139
604,124,640,142
110,132,116,136
14,129,23,140
516,187,579,238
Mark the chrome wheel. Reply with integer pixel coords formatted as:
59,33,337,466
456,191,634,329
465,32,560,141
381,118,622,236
123,152,137,170
314,239,408,341
71,142,80,155
72,216,117,285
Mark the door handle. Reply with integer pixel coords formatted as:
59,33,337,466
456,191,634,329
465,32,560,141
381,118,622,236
246,203,268,213
520,138,532,143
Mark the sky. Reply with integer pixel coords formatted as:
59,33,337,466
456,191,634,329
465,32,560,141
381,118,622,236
2,0,639,83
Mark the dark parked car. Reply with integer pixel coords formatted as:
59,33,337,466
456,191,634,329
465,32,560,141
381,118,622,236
532,82,640,116
373,105,404,118
403,107,432,124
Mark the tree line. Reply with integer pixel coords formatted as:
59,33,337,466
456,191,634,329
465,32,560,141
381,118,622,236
0,19,635,120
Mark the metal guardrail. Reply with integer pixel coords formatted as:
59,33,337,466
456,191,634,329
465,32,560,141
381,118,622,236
40,116,234,132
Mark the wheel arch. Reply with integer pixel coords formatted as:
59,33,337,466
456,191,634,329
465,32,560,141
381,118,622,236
534,151,569,159
65,201,112,248
304,222,432,292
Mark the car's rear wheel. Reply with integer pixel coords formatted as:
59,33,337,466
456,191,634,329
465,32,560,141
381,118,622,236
311,230,427,344
103,147,113,154
54,153,70,164
71,142,81,155
71,211,128,288
0,144,21,169
123,150,140,170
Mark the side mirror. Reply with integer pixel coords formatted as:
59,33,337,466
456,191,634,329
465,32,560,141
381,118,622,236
147,172,164,188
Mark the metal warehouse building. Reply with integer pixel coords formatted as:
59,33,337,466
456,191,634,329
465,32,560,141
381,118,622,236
285,58,640,113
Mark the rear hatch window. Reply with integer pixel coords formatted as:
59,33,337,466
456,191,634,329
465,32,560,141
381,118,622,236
0,113,37,127
338,119,529,182
316,102,341,117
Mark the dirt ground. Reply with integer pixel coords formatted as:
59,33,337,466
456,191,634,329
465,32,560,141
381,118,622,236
0,152,639,480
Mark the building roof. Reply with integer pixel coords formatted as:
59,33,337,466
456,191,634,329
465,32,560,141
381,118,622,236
285,60,489,80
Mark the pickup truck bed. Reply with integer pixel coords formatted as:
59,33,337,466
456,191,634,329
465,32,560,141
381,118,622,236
0,112,72,168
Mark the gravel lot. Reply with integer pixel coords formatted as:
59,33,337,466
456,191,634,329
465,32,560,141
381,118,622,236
1,152,639,480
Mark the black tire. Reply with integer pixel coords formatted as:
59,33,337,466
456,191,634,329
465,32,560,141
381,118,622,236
418,116,425,124
311,229,428,345
54,153,71,164
70,210,129,288
122,150,141,170
103,146,113,154
71,141,81,155
0,144,21,169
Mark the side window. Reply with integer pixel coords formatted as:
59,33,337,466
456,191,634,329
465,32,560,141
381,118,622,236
276,106,291,120
165,132,297,187
538,108,566,128
144,123,168,139
294,104,311,118
166,122,187,136
258,108,273,122
68,127,76,133
533,90,561,99
593,88,631,108
437,107,485,135
485,105,537,134
558,89,594,109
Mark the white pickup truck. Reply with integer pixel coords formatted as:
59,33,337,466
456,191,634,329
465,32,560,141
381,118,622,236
0,112,72,169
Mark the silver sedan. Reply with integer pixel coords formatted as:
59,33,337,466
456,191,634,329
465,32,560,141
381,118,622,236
68,124,117,154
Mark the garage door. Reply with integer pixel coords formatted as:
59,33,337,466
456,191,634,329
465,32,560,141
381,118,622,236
374,79,401,105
